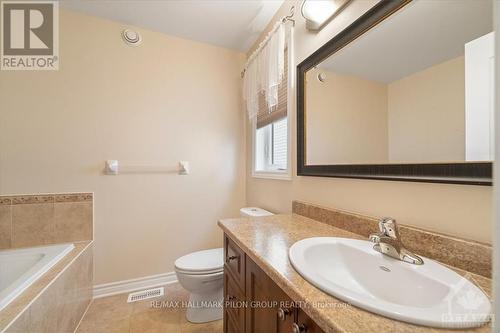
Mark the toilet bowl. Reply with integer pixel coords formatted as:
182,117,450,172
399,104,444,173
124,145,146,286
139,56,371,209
175,207,273,323
175,248,224,323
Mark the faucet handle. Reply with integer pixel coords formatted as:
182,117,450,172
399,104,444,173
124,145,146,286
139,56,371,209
379,217,400,239
368,233,381,243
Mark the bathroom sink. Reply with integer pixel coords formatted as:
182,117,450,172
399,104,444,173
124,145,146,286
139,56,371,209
289,237,491,328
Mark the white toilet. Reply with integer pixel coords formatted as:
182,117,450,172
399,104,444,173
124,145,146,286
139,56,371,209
175,207,273,323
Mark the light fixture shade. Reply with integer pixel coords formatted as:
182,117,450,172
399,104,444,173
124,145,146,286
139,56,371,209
301,0,351,31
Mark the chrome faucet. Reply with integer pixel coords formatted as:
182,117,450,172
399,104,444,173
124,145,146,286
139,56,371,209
369,217,424,265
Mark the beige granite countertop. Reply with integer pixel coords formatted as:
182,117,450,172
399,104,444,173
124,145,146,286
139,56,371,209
0,241,93,331
218,214,491,333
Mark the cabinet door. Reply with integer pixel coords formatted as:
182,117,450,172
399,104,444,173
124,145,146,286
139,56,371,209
294,308,325,333
224,271,245,333
274,287,295,333
245,257,295,333
225,314,241,333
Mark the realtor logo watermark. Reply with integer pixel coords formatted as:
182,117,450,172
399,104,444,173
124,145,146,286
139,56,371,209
441,273,492,327
1,1,59,70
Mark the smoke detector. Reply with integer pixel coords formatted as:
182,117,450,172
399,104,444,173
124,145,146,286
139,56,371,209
121,29,142,46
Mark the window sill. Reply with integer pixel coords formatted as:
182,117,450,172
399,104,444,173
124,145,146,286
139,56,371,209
252,171,292,181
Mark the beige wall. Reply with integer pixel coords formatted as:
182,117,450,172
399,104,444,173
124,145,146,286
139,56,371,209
388,56,466,162
246,0,492,244
306,67,388,164
0,10,246,284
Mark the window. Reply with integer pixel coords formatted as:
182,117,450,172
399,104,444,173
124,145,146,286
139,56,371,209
252,48,291,180
255,117,288,172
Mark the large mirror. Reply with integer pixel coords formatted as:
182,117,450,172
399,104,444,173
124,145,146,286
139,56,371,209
297,0,493,185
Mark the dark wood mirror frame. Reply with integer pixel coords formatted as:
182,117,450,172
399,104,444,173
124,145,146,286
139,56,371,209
296,0,492,186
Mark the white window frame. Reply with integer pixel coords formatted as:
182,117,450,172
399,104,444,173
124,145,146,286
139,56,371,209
252,31,293,181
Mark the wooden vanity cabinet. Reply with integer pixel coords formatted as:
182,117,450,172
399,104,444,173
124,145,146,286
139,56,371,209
224,235,246,289
224,234,325,333
296,309,325,333
245,257,296,333
224,271,245,332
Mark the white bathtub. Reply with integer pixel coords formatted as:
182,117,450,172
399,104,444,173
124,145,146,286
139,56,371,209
0,243,75,311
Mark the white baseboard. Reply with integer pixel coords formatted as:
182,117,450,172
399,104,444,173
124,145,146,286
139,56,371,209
93,272,178,299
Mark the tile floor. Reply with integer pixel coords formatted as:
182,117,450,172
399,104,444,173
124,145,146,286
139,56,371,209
75,283,223,333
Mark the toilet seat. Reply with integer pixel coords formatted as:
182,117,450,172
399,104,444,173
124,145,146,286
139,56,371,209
176,267,223,275
175,248,223,275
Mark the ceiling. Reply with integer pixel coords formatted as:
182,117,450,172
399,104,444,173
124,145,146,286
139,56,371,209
319,0,493,83
61,0,284,52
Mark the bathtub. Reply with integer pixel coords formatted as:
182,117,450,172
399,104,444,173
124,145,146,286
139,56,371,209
0,243,75,311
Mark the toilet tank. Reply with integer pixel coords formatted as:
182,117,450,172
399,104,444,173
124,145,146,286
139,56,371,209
240,207,274,217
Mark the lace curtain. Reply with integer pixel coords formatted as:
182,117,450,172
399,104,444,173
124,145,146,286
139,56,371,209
243,22,286,121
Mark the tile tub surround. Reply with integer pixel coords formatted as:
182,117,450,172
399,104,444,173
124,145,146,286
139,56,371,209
1,241,93,333
292,201,492,278
0,193,93,249
218,215,491,333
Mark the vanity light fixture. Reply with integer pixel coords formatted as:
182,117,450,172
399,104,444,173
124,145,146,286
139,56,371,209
301,0,352,31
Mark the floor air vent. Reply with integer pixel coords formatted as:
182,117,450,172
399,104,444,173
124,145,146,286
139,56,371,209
127,287,164,303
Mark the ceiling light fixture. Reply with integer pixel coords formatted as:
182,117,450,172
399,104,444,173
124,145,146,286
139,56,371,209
301,0,352,31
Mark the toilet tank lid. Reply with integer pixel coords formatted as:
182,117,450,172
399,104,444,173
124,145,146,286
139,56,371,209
240,207,273,217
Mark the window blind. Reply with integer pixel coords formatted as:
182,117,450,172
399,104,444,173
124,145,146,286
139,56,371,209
256,48,288,129
272,118,288,170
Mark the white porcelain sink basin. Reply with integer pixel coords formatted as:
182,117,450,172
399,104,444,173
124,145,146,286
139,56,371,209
289,237,491,328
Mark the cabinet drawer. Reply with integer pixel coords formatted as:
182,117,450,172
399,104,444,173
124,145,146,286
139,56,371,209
224,235,245,290
224,271,245,333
